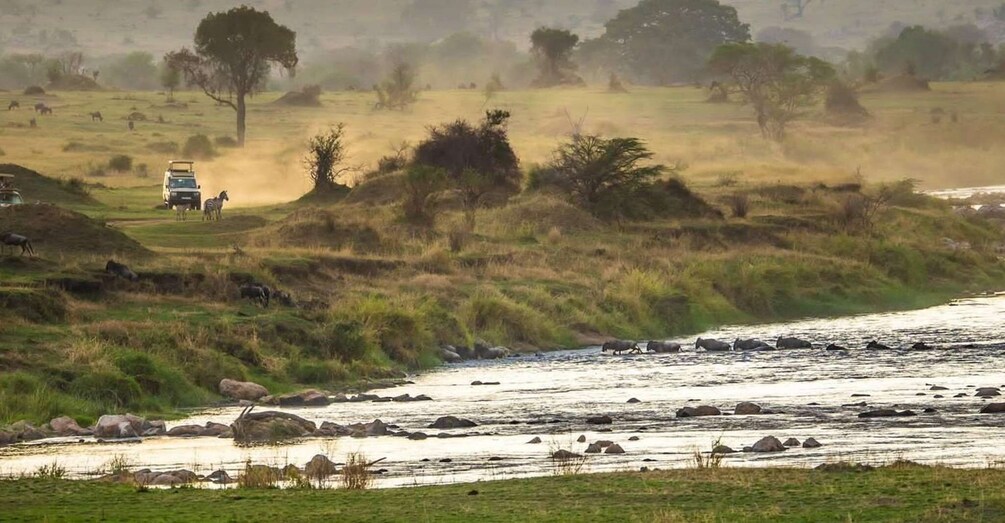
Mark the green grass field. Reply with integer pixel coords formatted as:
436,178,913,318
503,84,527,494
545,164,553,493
3,464,1005,522
2,84,1005,427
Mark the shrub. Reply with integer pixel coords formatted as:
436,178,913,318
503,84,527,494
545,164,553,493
825,81,869,119
728,193,750,218
181,134,216,160
401,165,447,225
340,452,373,490
23,85,45,95
147,141,179,154
215,136,238,147
374,63,418,110
69,372,142,409
285,359,347,384
311,320,369,362
135,163,150,178
107,155,133,172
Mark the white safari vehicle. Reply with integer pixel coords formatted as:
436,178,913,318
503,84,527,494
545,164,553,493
0,173,24,208
162,161,202,210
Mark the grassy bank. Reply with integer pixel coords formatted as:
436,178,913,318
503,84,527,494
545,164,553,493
3,464,1005,521
2,86,1005,428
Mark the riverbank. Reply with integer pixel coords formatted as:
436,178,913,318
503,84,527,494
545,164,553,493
4,463,1004,522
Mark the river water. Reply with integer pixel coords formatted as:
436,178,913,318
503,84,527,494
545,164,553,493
2,296,1004,487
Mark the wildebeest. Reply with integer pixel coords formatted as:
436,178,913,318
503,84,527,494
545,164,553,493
33,102,45,112
203,191,229,221
826,344,848,351
646,341,681,353
89,111,103,122
272,289,295,307
8,101,19,110
602,340,641,355
128,121,135,131
776,336,812,349
1,233,36,256
39,106,53,115
29,118,36,128
239,283,270,307
866,340,892,350
695,338,731,352
734,338,774,351
105,259,138,282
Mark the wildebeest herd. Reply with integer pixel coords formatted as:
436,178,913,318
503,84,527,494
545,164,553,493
602,336,937,355
1,232,35,256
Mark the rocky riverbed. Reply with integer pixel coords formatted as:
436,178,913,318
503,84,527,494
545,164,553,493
2,295,1005,488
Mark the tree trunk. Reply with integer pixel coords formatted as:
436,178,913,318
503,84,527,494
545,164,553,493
236,93,247,147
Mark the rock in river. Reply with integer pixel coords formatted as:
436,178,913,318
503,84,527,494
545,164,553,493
734,402,762,415
586,415,613,425
277,390,330,407
783,438,801,447
803,437,823,448
676,406,721,418
858,409,916,418
232,411,316,443
751,436,786,453
428,416,477,429
980,403,1005,414
604,443,626,454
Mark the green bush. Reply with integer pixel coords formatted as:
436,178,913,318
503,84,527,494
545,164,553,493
107,155,133,172
285,359,348,385
113,350,207,407
69,372,142,409
310,320,369,362
182,134,216,160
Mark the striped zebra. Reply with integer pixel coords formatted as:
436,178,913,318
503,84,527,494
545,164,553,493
203,190,229,221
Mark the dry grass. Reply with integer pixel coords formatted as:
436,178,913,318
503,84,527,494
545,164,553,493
340,452,374,490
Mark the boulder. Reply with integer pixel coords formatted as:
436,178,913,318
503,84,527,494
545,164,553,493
232,411,317,443
305,455,338,478
471,381,501,386
365,419,390,436
576,435,586,443
585,443,602,453
712,445,736,454
278,390,330,407
627,398,641,404
50,416,89,436
975,387,1001,398
551,449,581,460
207,470,233,484
167,425,205,437
734,402,762,415
803,437,822,448
428,416,477,429
858,409,916,418
527,437,542,444
408,432,429,440
930,385,949,391
203,422,231,437
676,406,721,418
604,443,625,454
8,421,46,441
94,415,144,439
783,438,801,447
980,403,1005,414
151,473,183,487
440,347,463,363
218,379,269,401
628,436,640,441
586,415,613,425
751,436,786,453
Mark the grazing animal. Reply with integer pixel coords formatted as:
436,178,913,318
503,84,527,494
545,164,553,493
273,289,295,307
33,102,45,112
174,204,190,221
39,106,52,115
734,338,773,351
8,101,19,110
203,191,229,221
647,341,681,353
866,340,892,350
29,118,37,128
825,344,847,351
602,340,641,355
776,336,812,349
89,111,103,122
239,283,270,307
1,233,36,256
105,259,138,282
695,337,731,352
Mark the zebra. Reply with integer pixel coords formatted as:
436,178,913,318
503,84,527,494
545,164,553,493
203,191,229,221
89,111,103,122
174,203,190,221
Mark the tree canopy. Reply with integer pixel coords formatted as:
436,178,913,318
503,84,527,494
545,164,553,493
166,6,297,146
585,0,750,85
530,27,583,87
709,42,834,140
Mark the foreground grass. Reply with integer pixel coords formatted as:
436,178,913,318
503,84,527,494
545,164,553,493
3,465,1004,522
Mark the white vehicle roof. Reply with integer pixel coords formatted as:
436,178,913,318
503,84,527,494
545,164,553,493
167,161,196,173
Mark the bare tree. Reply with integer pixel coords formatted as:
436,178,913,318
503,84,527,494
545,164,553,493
304,124,352,192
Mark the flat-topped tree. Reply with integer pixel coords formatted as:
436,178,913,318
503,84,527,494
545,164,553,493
166,6,297,147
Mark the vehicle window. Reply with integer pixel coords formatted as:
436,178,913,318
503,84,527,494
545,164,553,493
0,193,21,204
169,178,197,189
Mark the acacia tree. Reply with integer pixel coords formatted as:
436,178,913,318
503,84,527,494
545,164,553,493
375,63,419,110
530,27,582,87
166,6,297,146
304,124,351,193
548,135,665,216
709,43,834,140
160,60,181,101
586,0,750,84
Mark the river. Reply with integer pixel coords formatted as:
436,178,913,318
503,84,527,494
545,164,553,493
2,295,1004,487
